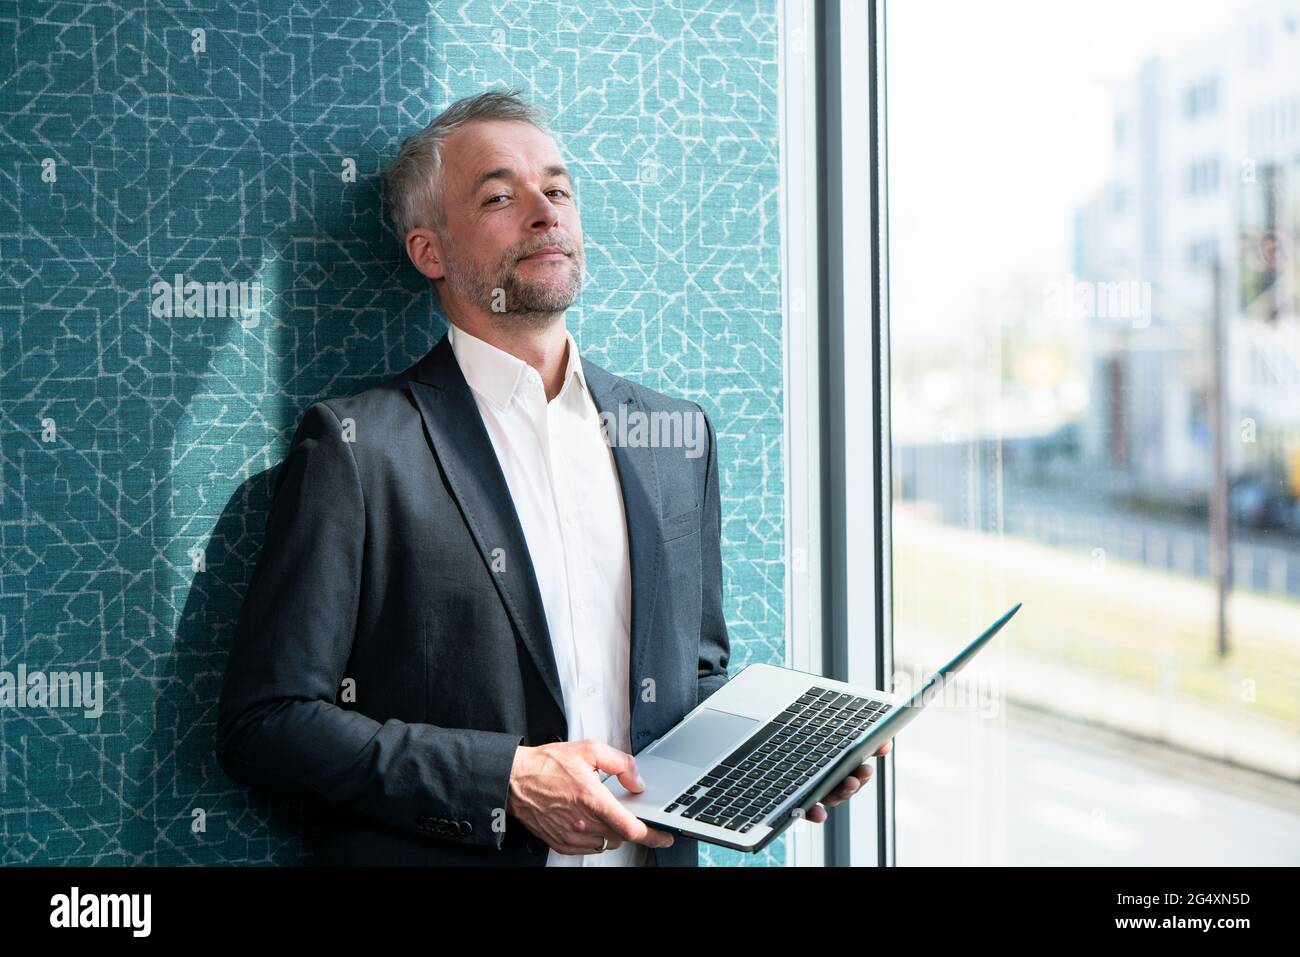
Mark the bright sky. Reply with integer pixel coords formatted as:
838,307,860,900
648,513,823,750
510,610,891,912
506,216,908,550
886,0,1243,349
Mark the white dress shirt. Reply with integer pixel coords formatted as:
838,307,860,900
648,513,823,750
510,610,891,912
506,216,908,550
447,321,650,867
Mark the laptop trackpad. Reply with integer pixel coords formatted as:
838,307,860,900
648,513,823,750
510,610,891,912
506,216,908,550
652,708,760,769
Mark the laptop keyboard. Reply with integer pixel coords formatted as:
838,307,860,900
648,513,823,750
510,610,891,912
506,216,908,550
662,686,892,833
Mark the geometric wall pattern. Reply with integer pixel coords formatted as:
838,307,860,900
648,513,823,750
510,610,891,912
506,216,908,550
0,0,784,866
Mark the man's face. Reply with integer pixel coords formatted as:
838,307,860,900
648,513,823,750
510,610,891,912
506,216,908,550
415,119,585,324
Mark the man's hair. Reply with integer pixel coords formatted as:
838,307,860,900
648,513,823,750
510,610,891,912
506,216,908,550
383,88,555,252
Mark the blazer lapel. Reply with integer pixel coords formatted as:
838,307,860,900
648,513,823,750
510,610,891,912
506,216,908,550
405,330,666,739
407,332,566,723
581,357,663,733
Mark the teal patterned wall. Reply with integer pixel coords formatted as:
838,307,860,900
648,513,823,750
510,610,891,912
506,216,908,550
0,1,784,866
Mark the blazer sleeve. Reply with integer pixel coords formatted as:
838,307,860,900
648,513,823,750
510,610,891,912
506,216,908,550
695,403,731,706
215,400,522,851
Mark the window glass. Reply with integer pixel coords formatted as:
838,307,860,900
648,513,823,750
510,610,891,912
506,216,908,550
886,0,1300,864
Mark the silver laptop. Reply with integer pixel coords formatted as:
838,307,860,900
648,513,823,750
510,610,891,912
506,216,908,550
602,603,1022,853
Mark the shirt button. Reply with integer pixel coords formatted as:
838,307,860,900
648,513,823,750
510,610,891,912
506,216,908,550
586,686,598,698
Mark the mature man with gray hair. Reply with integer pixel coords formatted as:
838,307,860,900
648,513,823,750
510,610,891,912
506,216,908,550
216,88,886,868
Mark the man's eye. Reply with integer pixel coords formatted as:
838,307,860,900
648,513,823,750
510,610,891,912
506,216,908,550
484,189,569,206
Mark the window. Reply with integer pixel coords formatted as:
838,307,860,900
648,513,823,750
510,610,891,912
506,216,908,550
1185,77,1220,118
877,0,1300,866
1187,157,1221,196
1187,237,1218,267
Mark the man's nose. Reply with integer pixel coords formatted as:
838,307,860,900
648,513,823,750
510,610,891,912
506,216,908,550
524,187,560,231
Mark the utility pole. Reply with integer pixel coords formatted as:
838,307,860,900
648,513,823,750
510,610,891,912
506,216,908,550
1209,256,1230,657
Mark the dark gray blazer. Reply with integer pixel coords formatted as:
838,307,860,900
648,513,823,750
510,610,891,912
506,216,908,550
215,329,732,866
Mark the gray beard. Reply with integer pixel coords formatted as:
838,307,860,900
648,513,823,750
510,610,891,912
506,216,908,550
442,246,584,326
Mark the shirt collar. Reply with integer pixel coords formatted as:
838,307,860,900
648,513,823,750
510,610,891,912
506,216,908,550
446,321,588,413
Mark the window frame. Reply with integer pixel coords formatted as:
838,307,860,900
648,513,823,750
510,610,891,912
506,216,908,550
781,0,895,867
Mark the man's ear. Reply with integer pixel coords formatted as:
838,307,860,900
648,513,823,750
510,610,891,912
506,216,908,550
406,227,446,282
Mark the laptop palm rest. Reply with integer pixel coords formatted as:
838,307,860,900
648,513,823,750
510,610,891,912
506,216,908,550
649,708,760,768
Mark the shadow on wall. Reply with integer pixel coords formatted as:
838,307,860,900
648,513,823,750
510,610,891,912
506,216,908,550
159,170,436,865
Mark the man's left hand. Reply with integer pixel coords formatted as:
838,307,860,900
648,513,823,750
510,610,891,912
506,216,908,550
805,739,892,825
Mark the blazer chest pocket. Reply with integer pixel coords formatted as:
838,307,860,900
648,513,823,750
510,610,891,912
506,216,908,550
661,502,701,543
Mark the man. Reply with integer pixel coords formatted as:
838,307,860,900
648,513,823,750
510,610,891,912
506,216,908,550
215,88,889,867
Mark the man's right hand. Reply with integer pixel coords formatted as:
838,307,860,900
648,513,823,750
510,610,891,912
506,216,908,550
506,741,676,855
